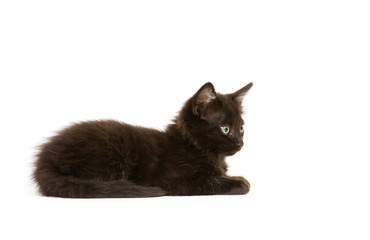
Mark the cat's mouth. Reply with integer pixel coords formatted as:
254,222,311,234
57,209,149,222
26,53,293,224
226,147,242,156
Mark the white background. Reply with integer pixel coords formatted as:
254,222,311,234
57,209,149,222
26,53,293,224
1,0,369,239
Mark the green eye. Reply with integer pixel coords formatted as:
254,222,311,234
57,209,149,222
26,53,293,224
220,126,230,134
240,125,244,133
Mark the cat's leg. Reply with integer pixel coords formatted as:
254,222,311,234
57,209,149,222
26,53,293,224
223,176,250,195
167,176,250,196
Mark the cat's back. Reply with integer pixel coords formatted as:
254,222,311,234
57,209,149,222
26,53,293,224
35,120,166,181
41,119,165,151
41,120,135,153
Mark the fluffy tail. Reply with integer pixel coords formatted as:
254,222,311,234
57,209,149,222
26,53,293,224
33,166,166,198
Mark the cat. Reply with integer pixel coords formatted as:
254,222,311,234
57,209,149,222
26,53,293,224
33,82,253,198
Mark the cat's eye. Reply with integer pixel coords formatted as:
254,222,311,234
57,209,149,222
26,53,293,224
240,125,244,133
220,126,230,134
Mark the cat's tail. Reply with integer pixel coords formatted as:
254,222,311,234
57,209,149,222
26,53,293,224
33,166,166,198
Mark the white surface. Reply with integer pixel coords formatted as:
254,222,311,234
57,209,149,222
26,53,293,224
1,1,369,239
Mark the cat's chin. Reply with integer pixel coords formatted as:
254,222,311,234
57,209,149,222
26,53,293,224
224,149,241,156
229,151,239,156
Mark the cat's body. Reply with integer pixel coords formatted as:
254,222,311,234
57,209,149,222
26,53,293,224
33,82,253,198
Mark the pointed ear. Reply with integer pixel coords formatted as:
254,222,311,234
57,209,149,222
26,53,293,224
231,82,253,103
192,82,216,117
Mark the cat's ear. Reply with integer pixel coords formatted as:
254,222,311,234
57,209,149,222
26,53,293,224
192,82,217,118
231,82,253,103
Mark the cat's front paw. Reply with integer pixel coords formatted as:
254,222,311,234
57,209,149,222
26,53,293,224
226,177,250,195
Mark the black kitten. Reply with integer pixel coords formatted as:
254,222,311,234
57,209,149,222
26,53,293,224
33,82,253,198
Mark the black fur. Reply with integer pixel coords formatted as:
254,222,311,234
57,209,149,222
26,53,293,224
33,82,253,198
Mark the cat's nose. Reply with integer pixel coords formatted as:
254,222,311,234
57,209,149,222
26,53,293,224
235,141,244,149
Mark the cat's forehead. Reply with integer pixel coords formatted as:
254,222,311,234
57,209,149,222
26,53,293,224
216,94,243,122
217,94,242,112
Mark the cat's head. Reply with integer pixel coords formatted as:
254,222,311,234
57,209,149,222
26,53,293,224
177,82,253,156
